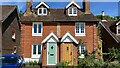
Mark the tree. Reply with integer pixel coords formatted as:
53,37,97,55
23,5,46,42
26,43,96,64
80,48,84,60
95,15,116,21
19,11,24,18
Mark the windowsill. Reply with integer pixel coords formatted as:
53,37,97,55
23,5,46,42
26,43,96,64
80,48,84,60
68,14,77,16
32,33,42,36
116,34,120,36
38,14,47,16
32,55,41,59
75,33,85,36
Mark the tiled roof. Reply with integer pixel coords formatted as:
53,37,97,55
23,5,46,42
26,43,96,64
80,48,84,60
0,5,17,22
21,8,98,22
101,20,120,43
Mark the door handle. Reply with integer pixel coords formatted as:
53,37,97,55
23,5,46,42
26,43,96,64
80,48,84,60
70,52,72,55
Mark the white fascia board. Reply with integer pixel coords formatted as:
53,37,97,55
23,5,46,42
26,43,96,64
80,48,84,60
42,32,59,43
66,2,80,9
61,32,79,44
36,2,49,9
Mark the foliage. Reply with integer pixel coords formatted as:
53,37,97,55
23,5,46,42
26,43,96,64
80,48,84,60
78,48,120,68
25,61,38,66
19,11,24,18
56,47,120,68
97,26,103,60
108,47,120,61
95,15,119,21
78,38,82,44
78,53,104,67
56,61,70,68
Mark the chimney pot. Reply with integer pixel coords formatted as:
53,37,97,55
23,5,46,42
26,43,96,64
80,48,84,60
101,11,106,21
102,11,104,16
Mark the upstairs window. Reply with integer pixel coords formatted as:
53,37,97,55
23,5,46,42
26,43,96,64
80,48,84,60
75,23,85,36
32,44,41,58
38,8,47,15
117,25,120,34
32,23,42,36
68,7,77,16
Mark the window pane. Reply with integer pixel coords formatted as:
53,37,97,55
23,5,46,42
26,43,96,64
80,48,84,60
118,29,120,34
76,24,79,33
43,9,47,14
33,45,36,54
39,9,42,14
73,7,77,14
34,24,37,33
38,45,41,54
118,25,120,29
38,24,42,33
81,24,85,33
69,8,72,14
81,45,85,54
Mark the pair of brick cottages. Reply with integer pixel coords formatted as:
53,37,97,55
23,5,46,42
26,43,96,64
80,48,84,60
20,0,98,66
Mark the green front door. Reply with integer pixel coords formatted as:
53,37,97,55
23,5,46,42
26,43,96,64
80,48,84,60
48,42,56,65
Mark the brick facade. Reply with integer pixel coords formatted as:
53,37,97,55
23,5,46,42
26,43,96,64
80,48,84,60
21,0,98,66
21,22,98,64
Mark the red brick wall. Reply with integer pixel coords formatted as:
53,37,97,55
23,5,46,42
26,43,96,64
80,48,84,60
21,21,98,65
21,22,57,58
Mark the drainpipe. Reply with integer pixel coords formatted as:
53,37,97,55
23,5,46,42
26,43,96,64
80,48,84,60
93,23,94,53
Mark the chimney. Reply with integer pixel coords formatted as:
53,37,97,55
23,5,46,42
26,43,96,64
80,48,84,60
83,0,91,14
101,11,106,21
24,0,32,16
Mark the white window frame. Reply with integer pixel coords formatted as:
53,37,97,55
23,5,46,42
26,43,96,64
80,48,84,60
75,23,86,36
32,22,42,36
12,33,16,40
68,7,77,16
32,44,42,58
38,8,47,15
79,44,86,58
117,22,120,35
117,25,120,34
79,44,86,54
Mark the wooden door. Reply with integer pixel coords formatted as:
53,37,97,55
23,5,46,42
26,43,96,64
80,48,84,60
61,43,73,65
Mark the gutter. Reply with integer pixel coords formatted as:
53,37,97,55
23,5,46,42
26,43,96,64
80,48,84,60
20,20,99,23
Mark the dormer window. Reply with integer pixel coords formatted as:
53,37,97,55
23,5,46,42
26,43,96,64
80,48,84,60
38,8,47,15
116,21,120,35
117,25,120,34
68,7,77,16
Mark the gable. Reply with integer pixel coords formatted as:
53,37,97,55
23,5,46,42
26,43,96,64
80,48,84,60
61,32,79,44
35,2,49,9
42,32,59,43
66,2,80,9
116,21,120,25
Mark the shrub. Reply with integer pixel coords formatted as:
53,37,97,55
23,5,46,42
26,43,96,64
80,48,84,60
25,61,38,66
56,61,70,68
78,53,104,68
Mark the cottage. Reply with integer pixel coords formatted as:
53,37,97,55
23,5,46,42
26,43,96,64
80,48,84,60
0,5,21,54
20,0,98,66
100,19,120,53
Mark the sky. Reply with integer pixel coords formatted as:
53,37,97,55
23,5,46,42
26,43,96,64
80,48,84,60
0,0,120,17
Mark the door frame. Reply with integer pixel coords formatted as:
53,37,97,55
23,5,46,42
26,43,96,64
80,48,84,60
47,42,57,65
